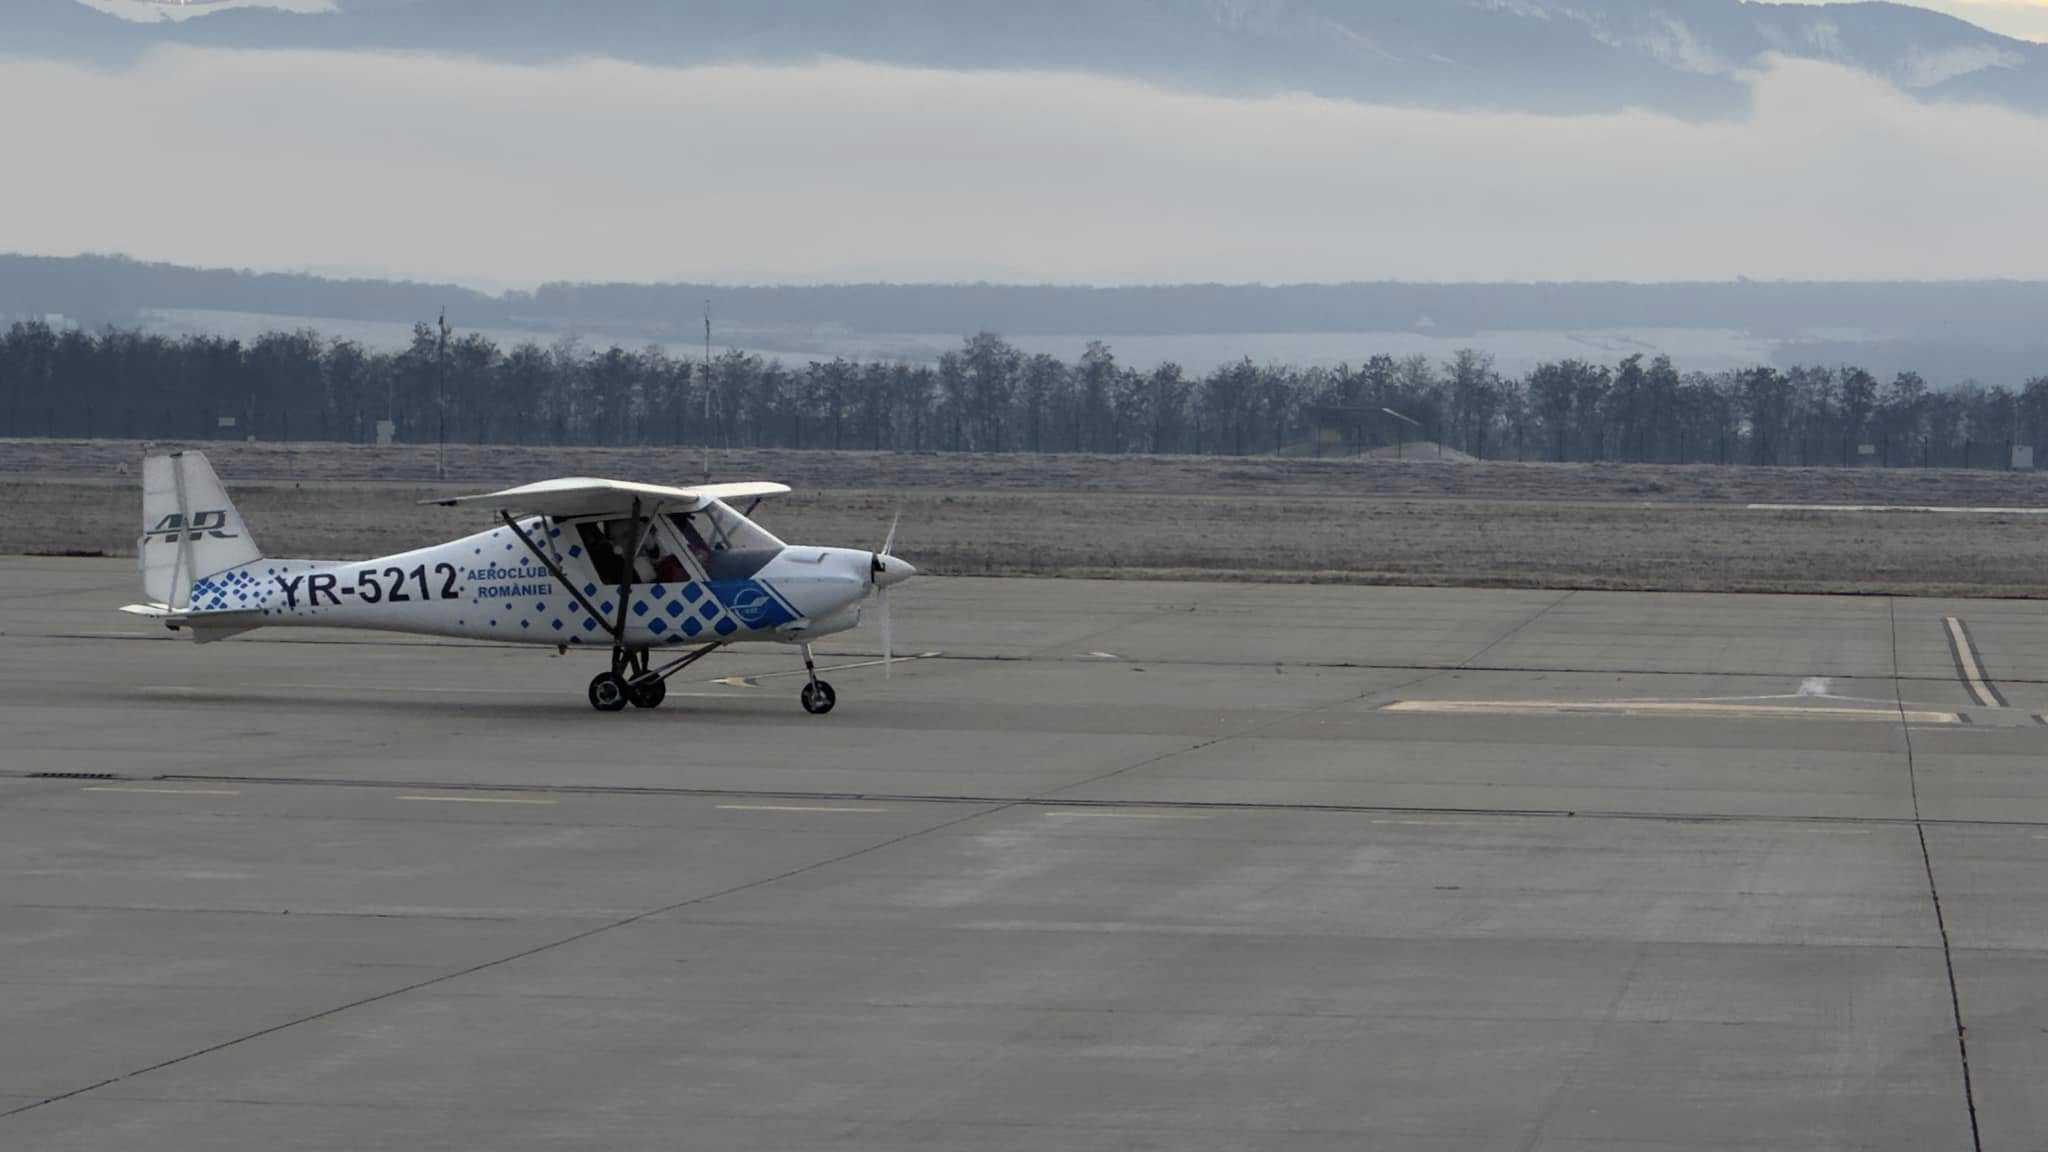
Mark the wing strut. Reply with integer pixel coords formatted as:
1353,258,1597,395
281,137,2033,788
499,511,619,643
612,497,661,656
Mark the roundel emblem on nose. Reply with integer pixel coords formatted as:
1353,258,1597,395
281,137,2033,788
729,586,772,624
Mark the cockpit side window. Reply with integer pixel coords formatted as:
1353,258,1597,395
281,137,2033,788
574,521,627,585
575,517,687,586
667,502,783,581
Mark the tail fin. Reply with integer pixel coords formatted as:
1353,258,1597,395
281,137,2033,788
139,451,263,610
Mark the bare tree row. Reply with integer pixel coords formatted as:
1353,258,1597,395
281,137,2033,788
4,320,2045,468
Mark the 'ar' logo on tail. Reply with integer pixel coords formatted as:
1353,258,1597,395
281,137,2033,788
146,511,238,544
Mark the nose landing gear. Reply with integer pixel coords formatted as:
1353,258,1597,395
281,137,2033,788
800,644,836,715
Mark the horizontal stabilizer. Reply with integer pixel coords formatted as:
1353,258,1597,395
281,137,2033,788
120,602,267,643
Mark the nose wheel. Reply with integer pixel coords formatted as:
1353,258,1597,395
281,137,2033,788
801,680,836,715
799,643,836,715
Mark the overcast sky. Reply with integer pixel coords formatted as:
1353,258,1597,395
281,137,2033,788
1883,0,2048,41
67,0,2048,42
1782,0,2048,41
6,46,2046,287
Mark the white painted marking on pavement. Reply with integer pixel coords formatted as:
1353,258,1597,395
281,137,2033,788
1945,616,2002,709
717,804,890,813
1747,504,2048,514
709,653,943,686
144,684,751,700
82,786,239,796
397,795,556,805
1383,699,1960,724
1044,810,1210,820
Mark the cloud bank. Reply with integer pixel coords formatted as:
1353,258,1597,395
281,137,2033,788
5,48,2045,286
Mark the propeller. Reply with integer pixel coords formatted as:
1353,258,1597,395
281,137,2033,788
870,509,903,677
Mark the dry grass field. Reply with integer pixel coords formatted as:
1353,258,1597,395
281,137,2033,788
6,439,2045,596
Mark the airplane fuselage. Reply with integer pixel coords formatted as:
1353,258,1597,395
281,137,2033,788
184,515,876,648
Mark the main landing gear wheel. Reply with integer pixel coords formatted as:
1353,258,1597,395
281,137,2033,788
627,676,667,710
588,671,630,712
800,680,837,716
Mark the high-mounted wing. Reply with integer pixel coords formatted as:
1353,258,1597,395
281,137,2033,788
687,482,795,504
424,477,791,517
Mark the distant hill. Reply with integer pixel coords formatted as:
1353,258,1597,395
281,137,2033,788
11,0,2048,118
5,253,2047,385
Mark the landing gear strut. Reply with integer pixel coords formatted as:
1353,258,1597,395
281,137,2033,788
614,648,667,710
586,643,719,712
800,644,836,715
627,677,666,709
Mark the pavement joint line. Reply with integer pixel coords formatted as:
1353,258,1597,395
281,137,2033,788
23,633,2048,688
77,772,2048,832
0,798,1011,1123
1894,598,1985,1152
80,786,240,796
0,902,521,923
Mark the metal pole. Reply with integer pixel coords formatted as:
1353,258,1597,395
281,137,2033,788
436,310,449,480
703,301,713,480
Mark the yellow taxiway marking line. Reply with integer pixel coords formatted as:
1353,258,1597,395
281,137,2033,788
1044,810,1211,820
1382,700,1960,724
1945,616,2003,709
396,795,557,806
716,804,891,814
82,786,240,796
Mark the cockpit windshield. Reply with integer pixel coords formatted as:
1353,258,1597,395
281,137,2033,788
667,500,784,581
706,501,783,551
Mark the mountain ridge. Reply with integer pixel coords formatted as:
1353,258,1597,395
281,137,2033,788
10,0,2048,117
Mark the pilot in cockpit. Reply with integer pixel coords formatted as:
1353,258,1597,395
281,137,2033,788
605,519,658,583
675,514,716,566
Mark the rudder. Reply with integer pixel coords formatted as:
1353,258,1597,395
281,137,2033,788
139,451,263,610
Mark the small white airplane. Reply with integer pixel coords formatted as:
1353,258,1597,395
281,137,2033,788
121,451,915,713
